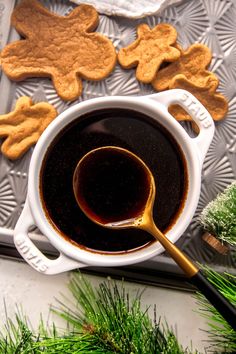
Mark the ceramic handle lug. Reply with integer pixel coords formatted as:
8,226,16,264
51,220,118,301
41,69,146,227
14,197,86,274
148,89,215,165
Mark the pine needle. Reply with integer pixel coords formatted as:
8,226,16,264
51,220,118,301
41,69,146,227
52,272,197,353
196,267,236,353
200,181,236,245
0,313,39,353
0,273,199,353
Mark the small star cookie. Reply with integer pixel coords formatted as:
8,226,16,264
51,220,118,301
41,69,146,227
0,96,57,160
118,23,181,83
152,43,219,91
168,75,228,128
1,0,116,101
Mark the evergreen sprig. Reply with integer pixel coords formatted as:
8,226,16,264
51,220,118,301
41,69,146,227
0,313,38,353
196,267,236,353
200,181,236,246
0,273,197,354
53,274,193,354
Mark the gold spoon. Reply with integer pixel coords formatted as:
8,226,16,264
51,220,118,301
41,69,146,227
73,146,236,330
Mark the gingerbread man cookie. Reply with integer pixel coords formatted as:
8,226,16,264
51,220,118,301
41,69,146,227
118,23,181,83
0,96,57,160
1,0,116,101
168,75,228,126
152,43,218,91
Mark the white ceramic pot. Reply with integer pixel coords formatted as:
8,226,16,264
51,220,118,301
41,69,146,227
14,90,214,274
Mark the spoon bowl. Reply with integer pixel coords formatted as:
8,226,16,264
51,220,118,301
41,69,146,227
73,146,155,230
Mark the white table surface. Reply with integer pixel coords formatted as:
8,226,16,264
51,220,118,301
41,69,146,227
0,258,211,353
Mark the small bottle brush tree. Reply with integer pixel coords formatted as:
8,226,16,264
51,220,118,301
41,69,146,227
200,181,236,247
198,182,236,351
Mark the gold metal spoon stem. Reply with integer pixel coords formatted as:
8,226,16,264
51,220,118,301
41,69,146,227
140,217,198,277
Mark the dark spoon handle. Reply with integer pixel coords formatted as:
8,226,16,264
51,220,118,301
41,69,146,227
144,222,236,329
190,270,236,331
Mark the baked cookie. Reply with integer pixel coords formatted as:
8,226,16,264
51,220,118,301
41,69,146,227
0,96,57,160
168,75,228,126
0,0,117,101
152,43,219,91
118,23,181,83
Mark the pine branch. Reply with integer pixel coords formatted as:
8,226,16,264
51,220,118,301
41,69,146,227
53,272,197,354
200,181,236,246
0,273,199,353
34,334,115,353
196,267,236,353
0,313,39,353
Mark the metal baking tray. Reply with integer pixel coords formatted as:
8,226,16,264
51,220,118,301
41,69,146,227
0,0,235,289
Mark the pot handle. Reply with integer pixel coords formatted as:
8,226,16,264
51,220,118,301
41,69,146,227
14,198,86,274
148,89,215,165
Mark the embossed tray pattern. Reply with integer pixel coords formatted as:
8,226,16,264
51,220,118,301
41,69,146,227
0,0,235,275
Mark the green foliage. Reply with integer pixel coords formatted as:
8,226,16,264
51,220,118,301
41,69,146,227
200,181,236,245
0,273,196,354
0,313,37,353
53,274,192,353
196,267,236,353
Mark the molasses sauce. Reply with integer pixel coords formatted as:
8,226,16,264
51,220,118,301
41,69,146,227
40,108,188,253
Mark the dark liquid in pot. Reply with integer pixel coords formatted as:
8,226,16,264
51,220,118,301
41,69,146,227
40,108,188,253
74,148,151,225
